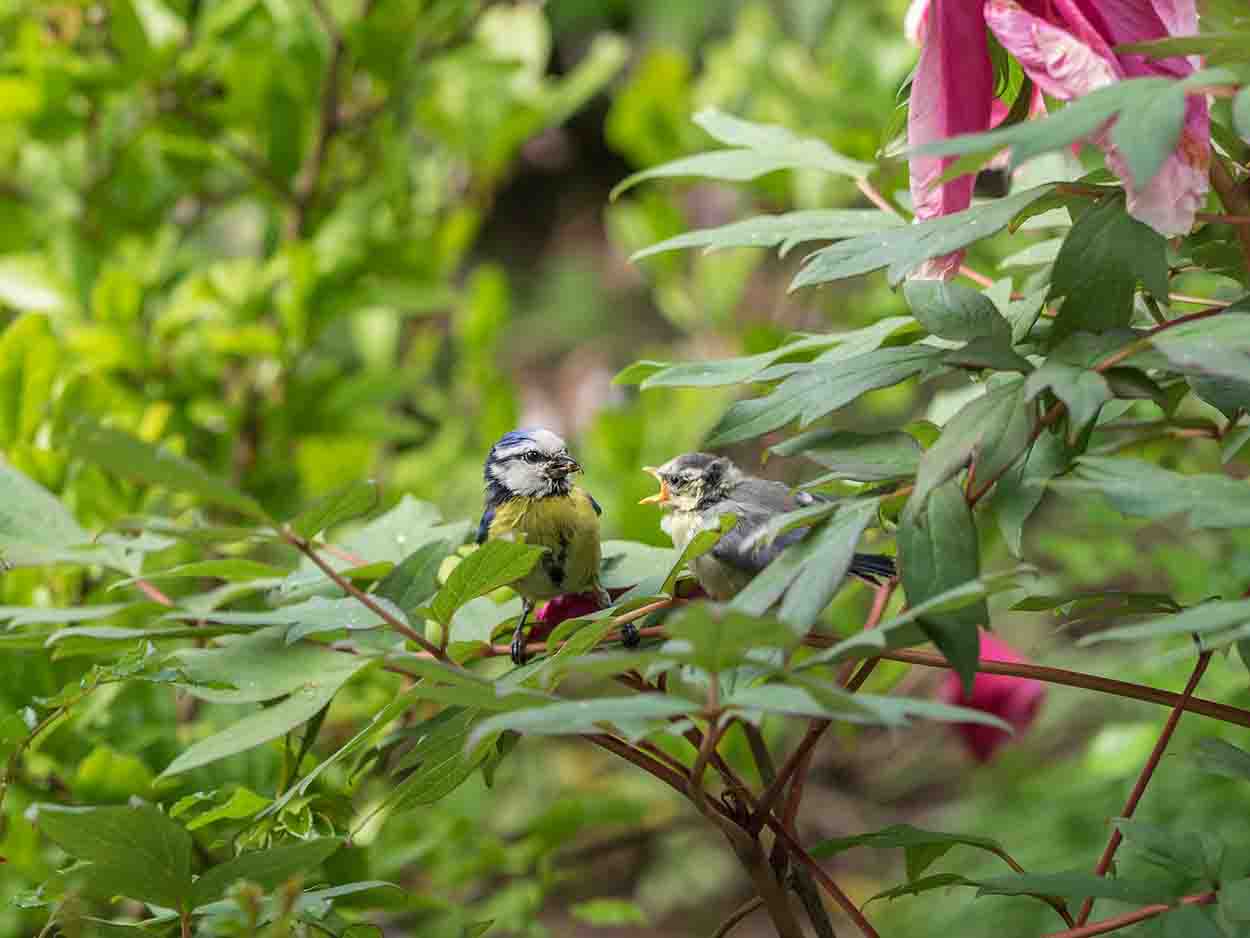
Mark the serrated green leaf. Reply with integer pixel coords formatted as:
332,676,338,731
792,187,1052,288
429,540,547,626
191,838,343,909
387,708,494,809
67,422,267,520
375,540,450,616
899,481,983,694
36,804,192,909
288,481,379,539
708,345,941,446
632,210,903,261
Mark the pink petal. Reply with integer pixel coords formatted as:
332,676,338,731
1104,96,1210,235
905,0,931,44
985,0,1120,100
906,0,994,279
938,632,1046,763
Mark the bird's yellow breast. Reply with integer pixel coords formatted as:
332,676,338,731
486,487,602,600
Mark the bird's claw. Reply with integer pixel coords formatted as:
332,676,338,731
510,633,528,666
621,621,640,649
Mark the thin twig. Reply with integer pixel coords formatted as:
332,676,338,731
831,647,1250,728
767,818,881,938
1076,650,1213,925
1047,891,1216,938
281,528,444,658
750,719,828,834
711,896,766,938
288,0,347,237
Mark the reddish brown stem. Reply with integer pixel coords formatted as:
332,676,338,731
836,647,1250,728
282,528,445,658
1076,651,1213,925
1047,891,1216,938
135,579,174,607
767,817,881,938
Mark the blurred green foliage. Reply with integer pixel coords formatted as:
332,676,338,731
1,1,1250,937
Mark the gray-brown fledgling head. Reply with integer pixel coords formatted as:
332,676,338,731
639,452,741,512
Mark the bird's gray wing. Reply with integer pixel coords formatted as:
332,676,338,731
707,480,822,575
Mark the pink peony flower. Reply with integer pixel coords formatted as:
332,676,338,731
906,0,1210,278
939,632,1046,762
530,581,707,641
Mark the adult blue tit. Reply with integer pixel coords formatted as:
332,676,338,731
477,428,635,665
640,453,895,601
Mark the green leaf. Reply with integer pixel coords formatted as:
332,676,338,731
288,481,379,539
1188,374,1250,421
1047,194,1168,342
1232,87,1250,143
170,625,369,704
975,871,1174,904
730,498,882,631
903,281,1010,342
1151,306,1250,383
191,838,343,909
635,335,837,389
36,804,192,909
661,605,799,673
1113,818,1210,879
277,496,468,602
0,314,59,446
375,540,450,615
725,683,882,724
865,873,974,905
1024,363,1111,439
570,898,649,927
899,481,984,694
1194,738,1250,782
161,678,355,778
428,540,547,626
632,210,903,261
1224,422,1250,465
809,824,1008,881
991,429,1071,557
776,430,922,484
1222,878,1250,921
1110,85,1186,189
1078,597,1250,647
387,708,497,809
116,559,289,585
0,460,117,568
183,787,272,831
913,379,1033,506
708,345,942,446
612,108,871,198
792,187,1052,288
67,422,267,520
468,695,698,747
1053,456,1250,529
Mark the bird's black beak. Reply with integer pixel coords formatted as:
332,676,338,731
549,454,581,478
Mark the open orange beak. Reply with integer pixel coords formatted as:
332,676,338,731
638,467,670,505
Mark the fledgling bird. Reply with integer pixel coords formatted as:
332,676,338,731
478,428,634,665
640,453,895,601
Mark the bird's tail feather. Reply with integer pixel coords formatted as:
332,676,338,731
849,552,896,585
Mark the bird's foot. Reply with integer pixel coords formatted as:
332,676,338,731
621,620,640,649
510,632,528,666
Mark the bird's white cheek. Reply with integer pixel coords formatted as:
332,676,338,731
494,462,543,496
